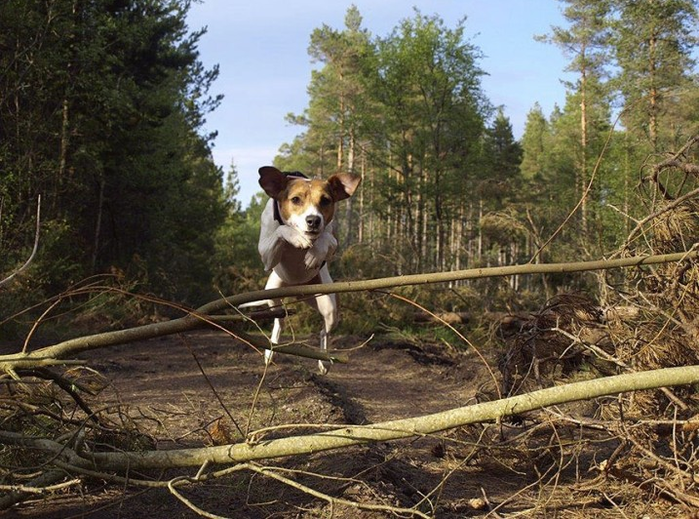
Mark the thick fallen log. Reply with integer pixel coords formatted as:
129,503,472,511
4,364,699,472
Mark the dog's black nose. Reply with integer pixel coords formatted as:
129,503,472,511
306,215,321,230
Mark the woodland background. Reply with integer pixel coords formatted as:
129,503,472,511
3,1,699,516
1,0,698,326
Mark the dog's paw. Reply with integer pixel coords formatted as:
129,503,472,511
304,248,326,270
318,359,332,375
279,226,313,249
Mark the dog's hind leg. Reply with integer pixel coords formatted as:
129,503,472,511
311,266,338,375
263,271,286,367
266,313,283,365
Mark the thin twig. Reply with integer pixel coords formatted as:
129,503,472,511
388,291,501,398
180,334,245,439
7,364,699,472
167,473,230,519
529,111,619,262
246,462,432,518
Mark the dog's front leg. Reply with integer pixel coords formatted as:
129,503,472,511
305,225,338,270
260,225,313,271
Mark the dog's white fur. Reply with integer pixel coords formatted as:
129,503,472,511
255,166,360,374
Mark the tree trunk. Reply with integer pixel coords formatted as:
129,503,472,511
58,98,70,206
580,57,589,235
91,175,105,272
648,29,658,150
344,127,355,244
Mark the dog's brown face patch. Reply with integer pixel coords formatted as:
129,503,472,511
258,166,361,240
278,179,337,228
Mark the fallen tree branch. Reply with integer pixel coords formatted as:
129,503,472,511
4,249,697,371
0,470,75,511
621,187,699,251
1,312,347,374
650,135,699,182
4,364,699,472
204,250,699,314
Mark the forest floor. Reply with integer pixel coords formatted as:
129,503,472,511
7,328,686,518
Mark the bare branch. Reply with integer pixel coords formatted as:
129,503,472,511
0,195,41,288
4,364,699,472
2,249,697,374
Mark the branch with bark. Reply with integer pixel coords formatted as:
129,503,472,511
643,135,699,200
3,364,699,472
3,249,699,514
2,249,697,375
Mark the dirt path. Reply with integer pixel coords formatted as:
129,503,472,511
78,330,493,442
9,330,675,518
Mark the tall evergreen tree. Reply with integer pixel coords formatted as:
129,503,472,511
610,0,698,151
281,6,371,244
362,10,491,271
278,8,492,274
478,109,525,269
539,0,612,234
212,162,263,295
484,109,523,191
0,0,225,303
520,103,552,181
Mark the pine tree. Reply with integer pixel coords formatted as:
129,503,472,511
282,6,371,245
610,0,698,151
539,0,612,234
0,0,226,303
362,10,490,271
485,109,523,190
479,109,525,270
212,162,262,295
520,103,551,181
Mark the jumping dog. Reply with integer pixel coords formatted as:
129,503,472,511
254,166,361,373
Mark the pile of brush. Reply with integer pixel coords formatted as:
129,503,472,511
496,136,699,509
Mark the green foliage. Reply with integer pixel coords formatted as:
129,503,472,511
212,163,266,296
274,2,699,315
522,0,696,265
610,0,698,150
0,0,226,310
281,8,493,275
213,206,266,295
3,0,699,337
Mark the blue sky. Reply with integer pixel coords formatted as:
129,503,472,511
186,0,575,205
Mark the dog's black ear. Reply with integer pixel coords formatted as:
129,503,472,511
258,166,287,198
328,173,361,201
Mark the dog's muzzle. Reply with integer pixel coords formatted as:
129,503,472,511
306,215,322,232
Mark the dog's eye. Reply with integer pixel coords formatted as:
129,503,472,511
290,196,302,205
319,196,331,207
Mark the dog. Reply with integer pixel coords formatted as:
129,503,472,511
254,165,361,374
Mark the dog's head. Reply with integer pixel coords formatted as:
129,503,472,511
259,166,361,240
